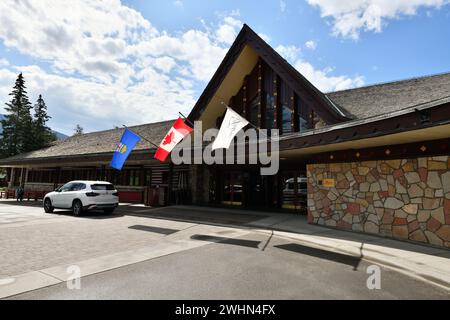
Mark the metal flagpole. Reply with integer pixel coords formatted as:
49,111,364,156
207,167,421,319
217,100,273,142
178,112,194,127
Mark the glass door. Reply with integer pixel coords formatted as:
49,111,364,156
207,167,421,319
281,171,307,213
221,171,243,206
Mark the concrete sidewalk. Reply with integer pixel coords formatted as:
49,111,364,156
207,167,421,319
170,205,450,291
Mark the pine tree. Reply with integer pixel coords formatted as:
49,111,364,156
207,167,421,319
32,94,56,149
0,73,34,157
73,124,84,135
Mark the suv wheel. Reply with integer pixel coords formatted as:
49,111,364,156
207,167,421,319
43,198,54,213
72,200,83,216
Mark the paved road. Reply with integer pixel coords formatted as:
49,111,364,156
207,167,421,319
9,232,449,299
1,200,449,299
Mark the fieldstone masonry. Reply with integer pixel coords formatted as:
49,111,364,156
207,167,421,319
307,156,450,248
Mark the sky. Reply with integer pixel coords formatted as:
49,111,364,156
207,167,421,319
0,0,449,135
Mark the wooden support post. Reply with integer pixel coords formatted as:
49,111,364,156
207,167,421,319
8,168,15,189
167,163,173,205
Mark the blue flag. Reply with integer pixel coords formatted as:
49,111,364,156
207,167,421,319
110,128,141,170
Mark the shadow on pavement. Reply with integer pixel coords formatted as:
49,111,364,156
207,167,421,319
128,224,179,235
274,243,361,270
50,210,124,219
124,206,267,225
191,234,261,248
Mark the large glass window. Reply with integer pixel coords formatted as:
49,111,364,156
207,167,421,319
249,96,259,127
279,79,293,134
295,95,312,132
265,94,275,130
282,106,292,133
263,65,276,130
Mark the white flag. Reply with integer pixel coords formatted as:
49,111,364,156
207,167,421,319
212,107,249,150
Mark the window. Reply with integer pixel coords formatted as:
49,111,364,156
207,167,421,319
281,172,307,212
282,105,292,133
71,183,86,191
279,79,293,134
263,65,276,130
91,183,115,190
295,95,312,132
249,96,259,127
59,182,74,192
222,172,243,206
144,169,152,186
265,93,276,130
235,88,244,115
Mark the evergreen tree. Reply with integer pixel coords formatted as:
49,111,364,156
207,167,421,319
32,94,56,148
73,124,84,135
0,73,34,157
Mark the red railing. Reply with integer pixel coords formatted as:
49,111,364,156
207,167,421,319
0,189,47,200
118,191,143,203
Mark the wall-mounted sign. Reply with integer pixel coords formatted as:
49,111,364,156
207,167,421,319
322,178,335,188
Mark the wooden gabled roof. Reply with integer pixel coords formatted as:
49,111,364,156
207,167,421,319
0,120,173,165
187,24,353,125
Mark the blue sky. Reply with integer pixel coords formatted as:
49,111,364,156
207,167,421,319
0,0,449,135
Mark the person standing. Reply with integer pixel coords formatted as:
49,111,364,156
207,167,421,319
16,185,24,202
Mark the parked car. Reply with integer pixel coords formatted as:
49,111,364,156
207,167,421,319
43,181,119,215
282,176,308,209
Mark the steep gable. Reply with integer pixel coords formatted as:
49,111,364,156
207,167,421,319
188,24,352,131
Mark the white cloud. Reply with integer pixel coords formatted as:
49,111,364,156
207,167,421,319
0,58,8,67
305,40,317,50
0,1,247,133
275,44,364,92
0,64,196,134
258,33,271,43
0,0,364,136
215,16,243,45
280,0,287,12
276,45,301,61
294,61,365,92
307,0,450,39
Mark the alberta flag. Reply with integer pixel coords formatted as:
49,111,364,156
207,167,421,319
110,128,141,170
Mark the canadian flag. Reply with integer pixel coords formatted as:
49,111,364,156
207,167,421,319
154,117,193,161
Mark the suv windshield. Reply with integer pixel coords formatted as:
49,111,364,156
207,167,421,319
91,184,115,191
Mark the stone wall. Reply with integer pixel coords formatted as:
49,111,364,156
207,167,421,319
307,156,450,248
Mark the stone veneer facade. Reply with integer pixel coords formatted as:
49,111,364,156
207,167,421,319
307,156,450,248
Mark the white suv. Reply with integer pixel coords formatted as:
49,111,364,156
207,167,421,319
43,181,119,215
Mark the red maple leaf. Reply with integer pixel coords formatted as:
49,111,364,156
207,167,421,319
162,131,174,145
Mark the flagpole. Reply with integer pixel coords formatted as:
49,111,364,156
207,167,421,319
178,112,194,127
218,101,273,142
122,125,159,149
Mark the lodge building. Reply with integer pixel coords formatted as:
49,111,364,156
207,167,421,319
1,25,449,248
